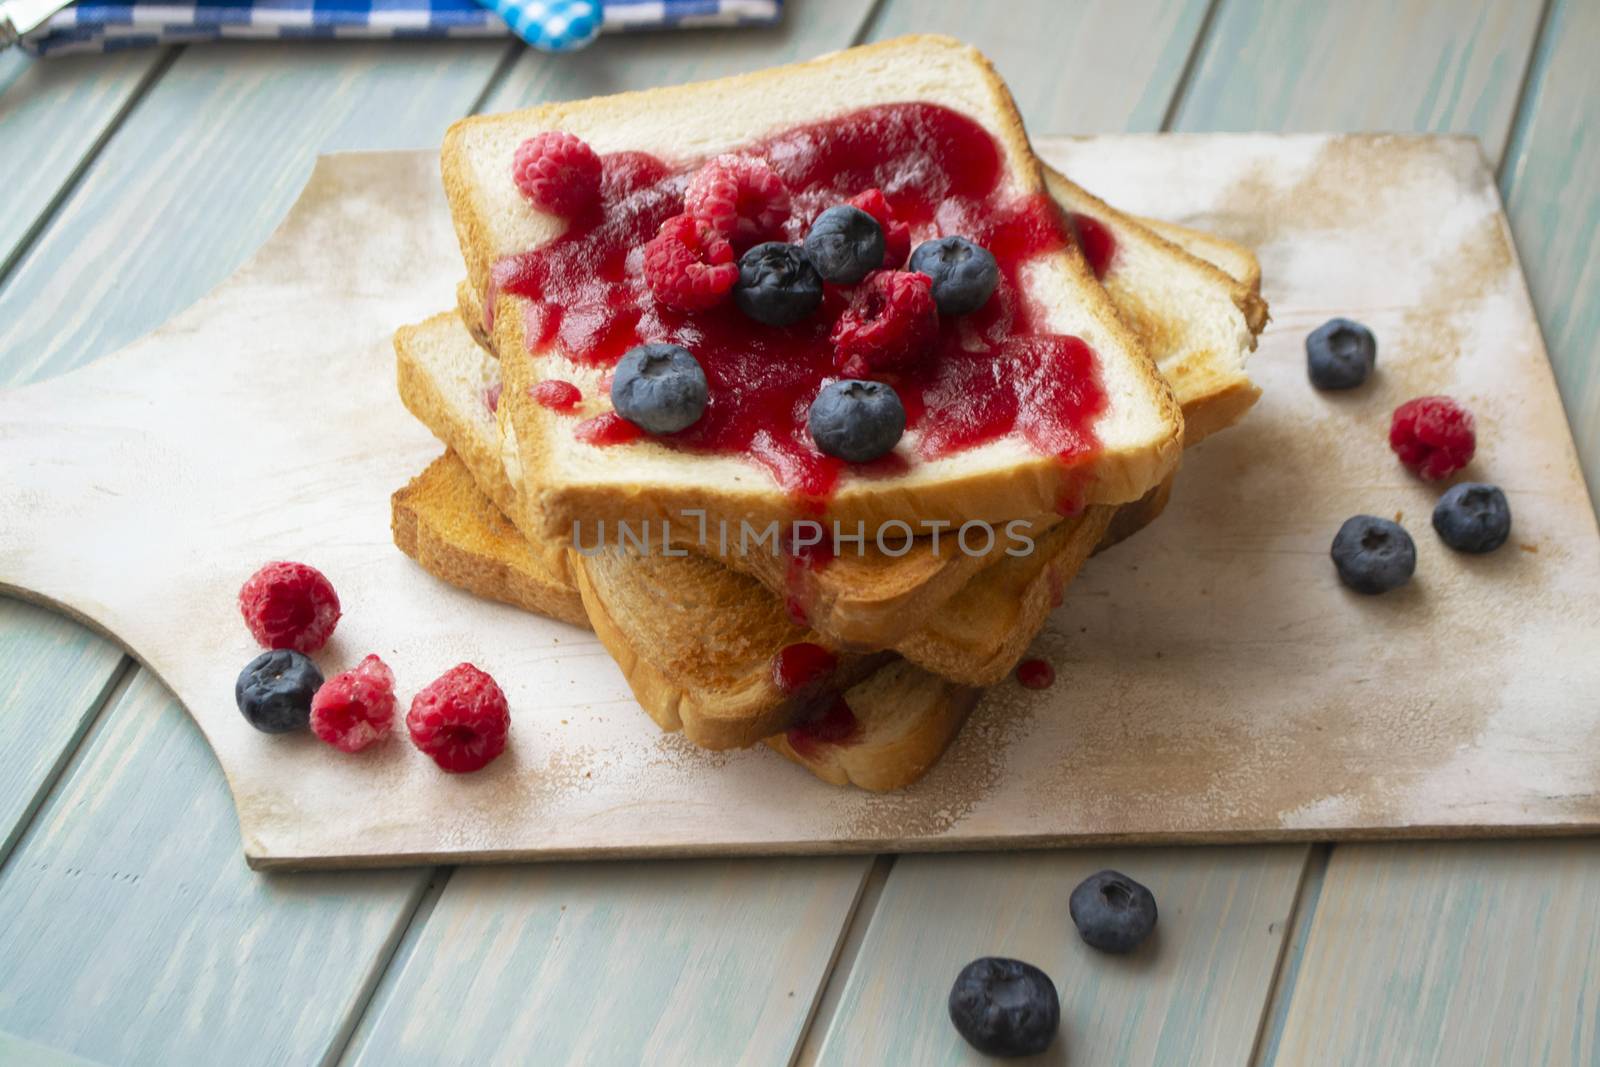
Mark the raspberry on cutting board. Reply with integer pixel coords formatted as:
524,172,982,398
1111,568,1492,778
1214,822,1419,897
310,654,397,753
238,561,341,654
407,663,511,773
1389,395,1476,480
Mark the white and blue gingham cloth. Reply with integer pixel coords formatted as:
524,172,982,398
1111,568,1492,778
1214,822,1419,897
20,0,780,56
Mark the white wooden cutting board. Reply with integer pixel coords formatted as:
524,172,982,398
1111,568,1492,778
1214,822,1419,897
1,134,1596,870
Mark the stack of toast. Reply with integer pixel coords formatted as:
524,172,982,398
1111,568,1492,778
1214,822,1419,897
391,36,1267,790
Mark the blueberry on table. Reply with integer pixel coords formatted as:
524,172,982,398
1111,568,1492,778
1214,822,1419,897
807,379,905,462
732,242,824,326
1331,515,1417,594
1306,317,1377,390
947,957,1060,1057
1433,482,1512,554
909,235,1000,315
1069,869,1158,953
236,649,323,734
611,343,708,435
803,205,885,285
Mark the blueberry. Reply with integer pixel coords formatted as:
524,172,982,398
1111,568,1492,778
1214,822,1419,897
909,236,1000,315
732,242,823,326
236,649,323,734
611,343,708,435
1306,318,1377,389
1069,869,1158,953
948,957,1060,1058
1433,482,1511,554
807,379,905,463
803,205,884,285
1331,515,1416,594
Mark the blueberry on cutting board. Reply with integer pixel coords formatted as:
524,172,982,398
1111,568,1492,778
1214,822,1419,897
1433,482,1512,553
1306,317,1377,389
1070,869,1158,953
236,649,323,733
1331,515,1417,594
948,957,1060,1057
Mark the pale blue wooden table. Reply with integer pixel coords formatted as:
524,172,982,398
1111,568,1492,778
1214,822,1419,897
2,2,1597,1064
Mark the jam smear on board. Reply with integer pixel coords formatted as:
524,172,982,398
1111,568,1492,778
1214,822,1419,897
495,103,1107,504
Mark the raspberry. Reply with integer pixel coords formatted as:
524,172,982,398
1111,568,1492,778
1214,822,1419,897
512,131,602,216
830,270,939,378
1389,395,1476,480
407,663,510,773
310,654,396,753
643,213,737,311
238,561,341,653
848,188,911,269
683,154,791,249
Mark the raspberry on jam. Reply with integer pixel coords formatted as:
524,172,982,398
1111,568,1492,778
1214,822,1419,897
1389,395,1476,480
643,213,737,311
831,270,939,378
512,131,603,217
684,154,791,249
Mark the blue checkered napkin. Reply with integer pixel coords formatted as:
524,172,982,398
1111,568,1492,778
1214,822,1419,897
20,0,781,56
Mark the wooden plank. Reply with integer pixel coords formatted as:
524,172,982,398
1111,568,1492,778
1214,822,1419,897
1501,0,1600,506
0,669,427,1067
0,39,511,385
0,49,170,275
1261,7,1600,1061
864,0,1213,132
482,0,876,111
1270,841,1600,1066
810,848,1307,1065
0,598,125,864
343,857,873,1065
1174,0,1545,164
0,39,509,1067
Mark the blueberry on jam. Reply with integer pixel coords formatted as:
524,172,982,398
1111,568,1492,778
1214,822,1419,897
611,343,708,435
733,242,824,326
803,205,885,285
807,379,905,463
909,235,1000,315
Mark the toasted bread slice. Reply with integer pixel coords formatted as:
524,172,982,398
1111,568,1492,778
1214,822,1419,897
451,171,1262,652
443,35,1183,543
395,452,975,788
763,659,980,791
392,452,587,627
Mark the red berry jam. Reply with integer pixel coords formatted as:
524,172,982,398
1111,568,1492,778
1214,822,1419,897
785,695,861,758
1016,658,1055,690
1068,213,1116,280
494,103,1106,504
574,411,643,446
771,641,839,694
533,379,582,412
484,381,502,415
